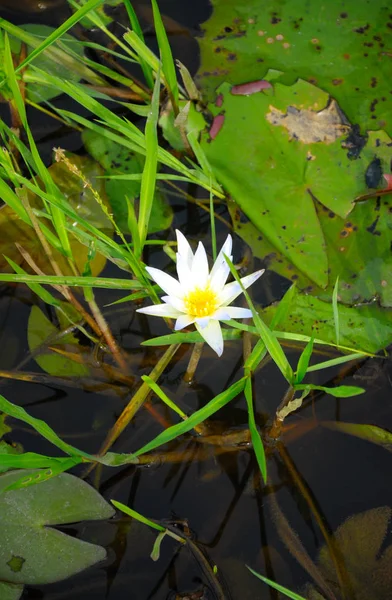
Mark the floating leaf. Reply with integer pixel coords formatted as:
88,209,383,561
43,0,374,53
260,287,392,353
82,130,173,234
322,421,392,452
196,0,392,133
0,469,114,585
0,581,23,600
201,79,392,294
27,303,90,377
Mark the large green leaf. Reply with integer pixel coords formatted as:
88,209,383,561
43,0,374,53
196,0,392,134
0,469,114,585
260,287,392,353
82,130,173,235
201,78,392,292
0,581,23,600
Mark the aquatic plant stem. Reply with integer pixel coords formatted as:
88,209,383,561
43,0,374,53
277,442,351,599
95,343,181,457
183,342,204,383
268,386,295,440
87,296,127,371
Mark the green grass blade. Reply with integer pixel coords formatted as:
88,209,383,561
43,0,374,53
225,255,294,384
0,273,145,289
294,384,365,397
3,0,106,77
138,66,160,252
123,0,154,88
244,378,267,482
142,375,187,420
332,276,340,346
134,378,246,457
142,328,242,346
4,257,60,307
0,395,92,459
306,352,365,373
295,336,314,384
247,566,307,600
150,0,179,111
111,500,165,532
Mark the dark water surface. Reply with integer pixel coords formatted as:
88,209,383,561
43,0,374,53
0,2,392,599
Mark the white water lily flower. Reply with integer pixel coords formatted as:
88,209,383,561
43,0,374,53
137,230,264,356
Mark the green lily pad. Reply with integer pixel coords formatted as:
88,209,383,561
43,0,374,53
200,78,392,299
196,0,392,134
0,469,114,585
0,153,111,276
0,581,23,600
27,304,90,377
260,287,392,353
82,130,173,235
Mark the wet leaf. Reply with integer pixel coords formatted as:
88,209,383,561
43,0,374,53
305,507,392,599
82,130,173,234
0,469,114,585
0,153,110,276
196,0,392,133
27,304,90,377
201,79,392,294
0,581,23,600
322,421,392,452
260,287,392,353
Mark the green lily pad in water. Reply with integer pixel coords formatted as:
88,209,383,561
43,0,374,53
0,469,114,588
196,0,392,134
201,78,392,299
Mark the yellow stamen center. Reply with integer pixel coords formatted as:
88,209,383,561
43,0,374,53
184,287,218,318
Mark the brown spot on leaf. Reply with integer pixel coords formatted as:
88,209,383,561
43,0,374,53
332,78,343,86
266,100,349,144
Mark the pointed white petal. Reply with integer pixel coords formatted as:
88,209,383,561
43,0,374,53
196,319,224,357
191,241,209,288
146,266,183,298
176,230,193,268
136,304,182,318
213,306,252,320
174,315,195,330
209,234,232,291
176,252,193,291
218,269,265,305
161,295,186,312
195,316,210,329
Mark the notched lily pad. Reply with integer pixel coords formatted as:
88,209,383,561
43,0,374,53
0,469,114,585
202,78,392,292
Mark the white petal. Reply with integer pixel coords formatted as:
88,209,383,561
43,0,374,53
176,230,193,268
162,295,186,312
136,304,183,318
213,306,252,320
195,316,210,329
191,242,209,288
174,315,195,330
196,319,224,357
218,269,265,306
209,235,232,291
146,266,183,298
176,252,193,291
